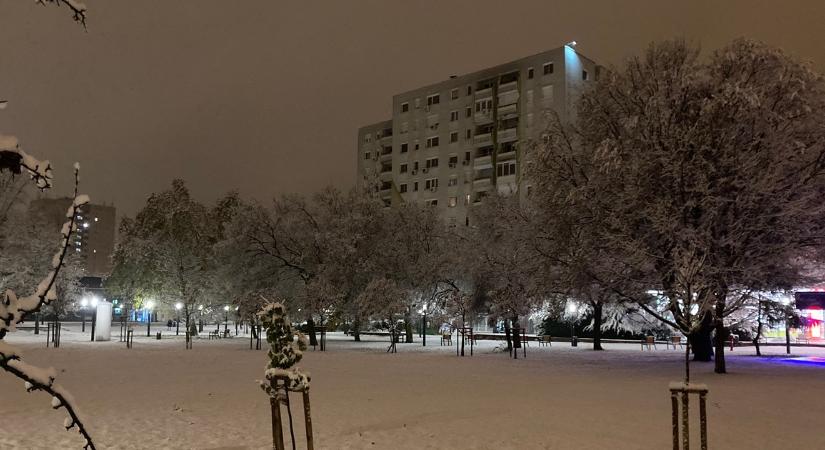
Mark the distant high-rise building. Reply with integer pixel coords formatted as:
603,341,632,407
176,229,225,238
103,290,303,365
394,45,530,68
357,44,600,225
29,198,116,277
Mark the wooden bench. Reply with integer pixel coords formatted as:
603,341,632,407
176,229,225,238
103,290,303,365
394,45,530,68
641,335,656,350
666,336,683,349
208,329,221,340
537,335,552,347
440,333,452,346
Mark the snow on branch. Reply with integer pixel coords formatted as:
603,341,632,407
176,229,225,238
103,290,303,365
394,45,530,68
0,162,95,449
37,0,88,27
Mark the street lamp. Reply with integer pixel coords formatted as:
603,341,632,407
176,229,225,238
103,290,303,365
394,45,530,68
175,302,183,336
568,302,578,347
197,304,204,332
145,300,155,337
421,304,428,347
223,305,229,335
80,298,88,333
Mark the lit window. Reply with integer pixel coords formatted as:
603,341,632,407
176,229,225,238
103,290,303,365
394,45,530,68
448,197,457,207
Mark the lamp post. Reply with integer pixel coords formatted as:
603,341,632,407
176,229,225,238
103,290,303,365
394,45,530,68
223,305,229,335
175,302,182,336
568,302,578,347
90,296,99,342
197,304,204,333
80,298,88,332
421,304,428,347
146,300,155,337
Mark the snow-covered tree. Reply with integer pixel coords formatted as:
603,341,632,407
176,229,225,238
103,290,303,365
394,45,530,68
530,38,825,374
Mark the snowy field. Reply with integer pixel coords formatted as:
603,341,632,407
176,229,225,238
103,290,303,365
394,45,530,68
2,326,825,449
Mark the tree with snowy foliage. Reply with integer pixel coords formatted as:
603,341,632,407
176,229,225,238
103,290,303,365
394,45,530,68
530,38,825,374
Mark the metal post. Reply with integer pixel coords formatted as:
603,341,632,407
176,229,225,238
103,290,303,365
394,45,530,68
422,313,426,347
81,309,86,332
147,312,151,337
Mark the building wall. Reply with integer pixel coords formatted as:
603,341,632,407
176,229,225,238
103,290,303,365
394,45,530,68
29,197,116,277
357,45,599,225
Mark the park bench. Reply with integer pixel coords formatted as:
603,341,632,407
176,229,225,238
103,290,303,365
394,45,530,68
666,336,683,349
208,329,221,340
796,337,810,345
440,332,452,346
537,335,552,347
641,335,657,350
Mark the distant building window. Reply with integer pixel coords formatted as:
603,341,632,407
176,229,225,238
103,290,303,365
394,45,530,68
582,69,589,81
413,182,419,192
399,183,408,193
426,199,438,207
450,110,459,122
426,136,439,148
414,141,420,150
364,152,371,160
450,131,459,143
543,62,554,75
464,151,471,161
465,129,472,140
448,177,458,186
427,94,440,106
364,134,372,143
451,88,459,100
401,102,409,113
466,85,472,96
527,67,534,79
401,143,408,153
497,161,517,177
425,157,439,169
465,107,472,118
448,196,457,207
400,163,408,173
413,161,419,171
425,178,439,190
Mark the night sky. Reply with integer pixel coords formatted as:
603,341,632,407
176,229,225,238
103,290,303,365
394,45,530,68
1,0,823,218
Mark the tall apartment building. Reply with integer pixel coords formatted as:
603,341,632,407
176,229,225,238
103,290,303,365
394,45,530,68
357,44,599,225
29,197,116,277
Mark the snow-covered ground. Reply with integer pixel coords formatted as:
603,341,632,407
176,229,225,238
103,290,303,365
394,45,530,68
2,325,824,449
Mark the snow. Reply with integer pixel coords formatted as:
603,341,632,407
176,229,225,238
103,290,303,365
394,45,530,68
2,326,825,449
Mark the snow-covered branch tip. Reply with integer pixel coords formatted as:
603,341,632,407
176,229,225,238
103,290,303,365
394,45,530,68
37,0,88,27
0,161,94,448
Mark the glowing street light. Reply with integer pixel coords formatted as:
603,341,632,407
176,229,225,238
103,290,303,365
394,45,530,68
145,300,155,337
568,302,579,347
174,303,183,336
223,305,230,335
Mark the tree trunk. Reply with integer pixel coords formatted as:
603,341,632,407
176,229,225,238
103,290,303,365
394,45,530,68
352,318,361,342
504,318,512,352
307,317,318,347
592,301,604,351
404,309,413,343
689,314,714,362
714,297,728,374
753,301,763,357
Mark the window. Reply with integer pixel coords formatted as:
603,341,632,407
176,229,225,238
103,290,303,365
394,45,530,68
464,151,471,161
364,152,371,160
448,196,457,207
474,98,493,113
451,88,459,100
426,199,438,207
401,102,409,113
450,131,459,143
401,143,408,153
465,129,472,140
497,161,517,177
426,136,439,148
425,178,439,190
414,141,420,150
400,163,408,174
364,134,372,143
413,182,419,192
465,194,471,205
582,69,589,81
543,62,554,75
465,106,472,118
527,67,534,79
425,157,439,169
450,110,459,122
399,183,408,193
413,161,419,171
466,85,472,96
427,94,440,106
448,176,458,186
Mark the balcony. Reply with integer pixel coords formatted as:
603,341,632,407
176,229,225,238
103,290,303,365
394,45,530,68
473,176,492,189
474,110,493,124
497,149,517,160
499,128,517,142
497,103,518,118
474,132,492,146
498,80,518,92
473,155,492,168
498,90,520,106
475,87,492,98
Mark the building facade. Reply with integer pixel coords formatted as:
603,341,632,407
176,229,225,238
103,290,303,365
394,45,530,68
30,197,116,277
357,44,599,225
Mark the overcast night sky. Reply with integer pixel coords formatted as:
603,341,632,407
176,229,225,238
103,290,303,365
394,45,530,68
1,0,824,218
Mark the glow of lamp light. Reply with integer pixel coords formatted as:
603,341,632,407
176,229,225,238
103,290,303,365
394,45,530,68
175,302,183,311
80,298,88,308
146,300,155,310
223,305,229,311
90,296,99,307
